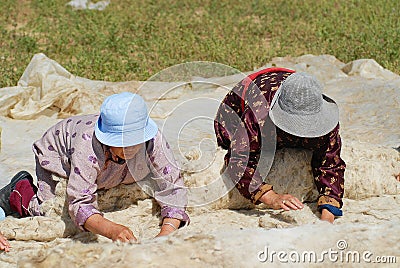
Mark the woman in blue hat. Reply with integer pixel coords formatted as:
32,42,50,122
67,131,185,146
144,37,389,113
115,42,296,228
0,92,189,242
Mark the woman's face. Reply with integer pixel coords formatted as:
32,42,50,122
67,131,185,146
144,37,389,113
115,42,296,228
110,143,143,160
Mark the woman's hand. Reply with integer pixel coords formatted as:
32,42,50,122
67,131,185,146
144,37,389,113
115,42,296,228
0,232,10,252
108,223,137,242
320,209,335,223
155,218,181,238
259,190,304,211
84,214,136,242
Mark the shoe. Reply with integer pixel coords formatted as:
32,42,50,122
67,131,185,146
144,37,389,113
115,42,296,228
0,171,34,216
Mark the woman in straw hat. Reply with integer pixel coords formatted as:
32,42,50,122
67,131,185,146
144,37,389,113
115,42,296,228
0,92,189,242
214,68,346,223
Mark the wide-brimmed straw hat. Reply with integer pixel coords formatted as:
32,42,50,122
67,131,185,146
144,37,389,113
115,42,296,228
269,72,339,138
95,92,158,147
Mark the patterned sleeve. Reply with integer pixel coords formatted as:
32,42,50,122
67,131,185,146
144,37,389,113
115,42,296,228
66,157,102,230
214,86,244,150
66,128,103,230
147,132,190,224
311,124,346,211
225,107,273,204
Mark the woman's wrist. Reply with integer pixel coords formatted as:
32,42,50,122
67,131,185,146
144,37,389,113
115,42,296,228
259,189,277,205
156,218,181,237
318,204,343,216
320,208,335,223
84,214,115,239
161,218,180,231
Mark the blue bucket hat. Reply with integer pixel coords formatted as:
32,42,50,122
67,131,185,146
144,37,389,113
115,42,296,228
94,92,158,147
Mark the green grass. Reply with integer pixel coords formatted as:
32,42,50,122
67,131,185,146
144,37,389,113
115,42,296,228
0,0,399,87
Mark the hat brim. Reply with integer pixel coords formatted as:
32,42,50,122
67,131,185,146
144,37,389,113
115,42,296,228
94,117,158,147
269,94,339,138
